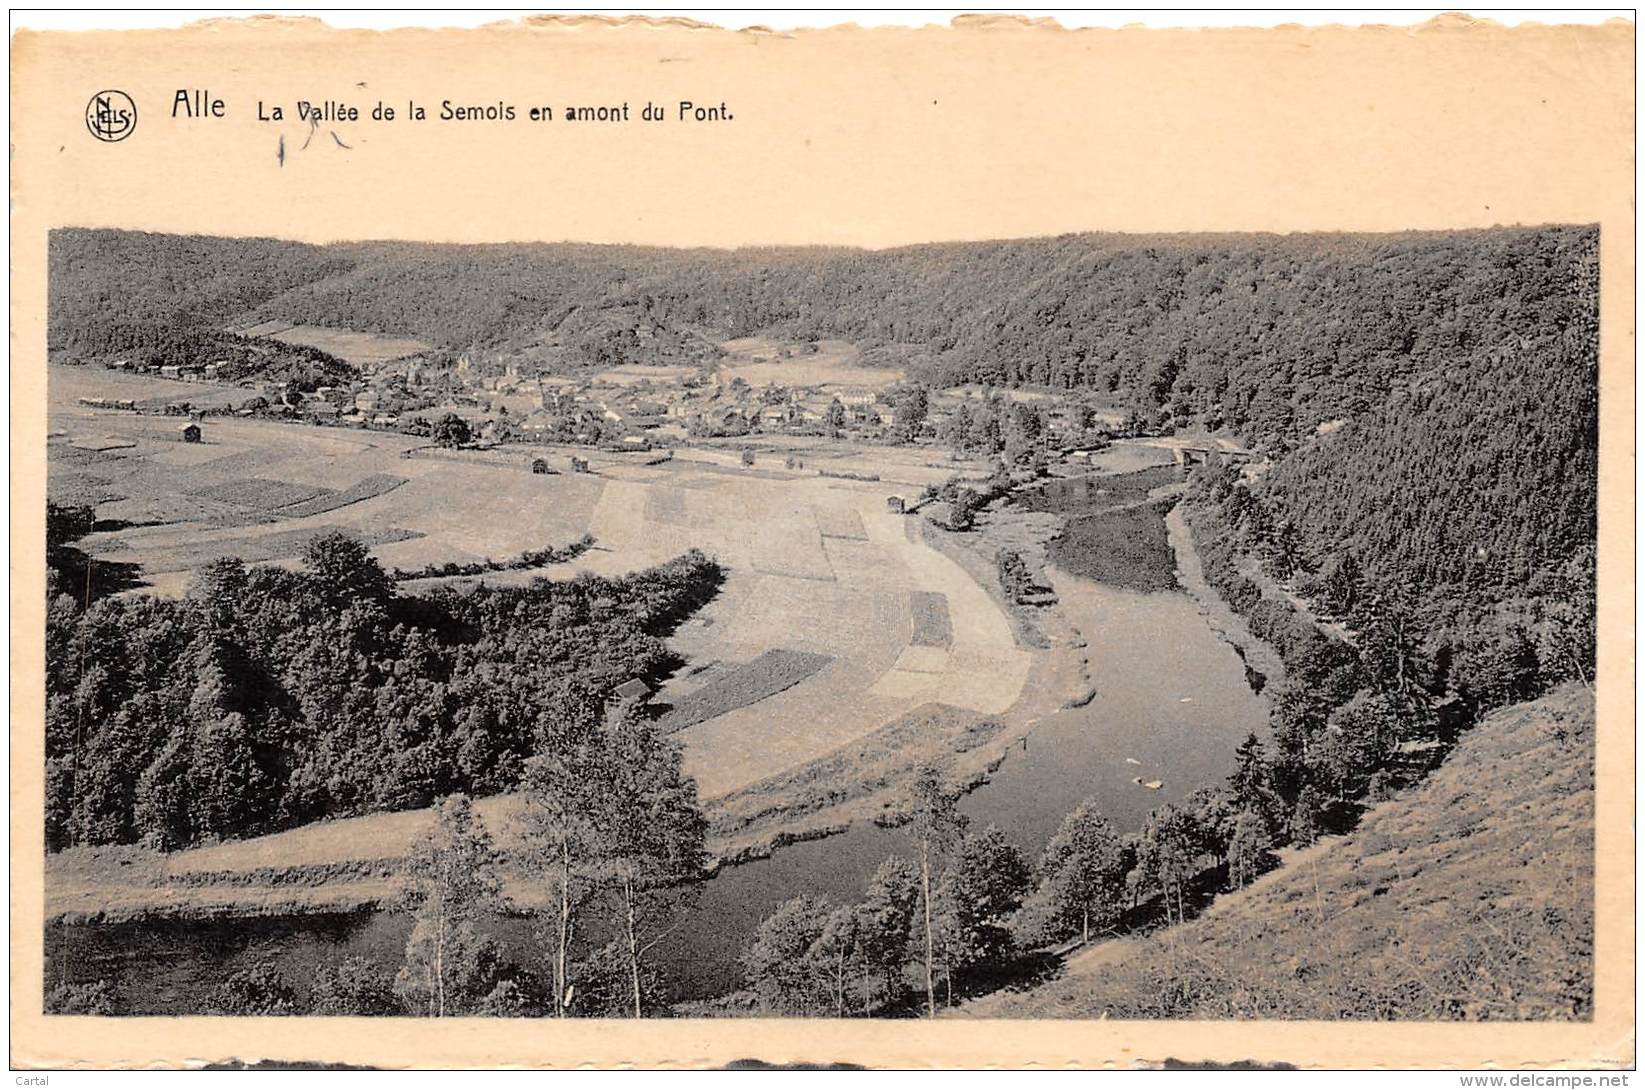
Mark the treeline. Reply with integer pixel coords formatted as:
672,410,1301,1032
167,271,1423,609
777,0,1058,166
45,522,723,851
1169,454,1591,855
52,324,356,392
741,769,1030,1016
1187,455,1593,727
735,756,1287,1017
388,534,597,581
53,736,707,1018
935,396,1119,463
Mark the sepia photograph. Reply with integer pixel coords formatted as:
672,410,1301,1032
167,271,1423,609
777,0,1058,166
40,223,1600,1024
9,10,1634,1073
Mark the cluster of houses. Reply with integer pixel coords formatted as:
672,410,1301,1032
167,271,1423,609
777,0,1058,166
104,358,233,383
446,369,908,450
294,383,412,430
86,348,1135,462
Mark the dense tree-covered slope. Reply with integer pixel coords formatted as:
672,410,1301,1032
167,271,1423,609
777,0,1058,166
48,229,347,337
50,227,1597,431
47,229,358,384
45,524,723,852
973,684,1595,1021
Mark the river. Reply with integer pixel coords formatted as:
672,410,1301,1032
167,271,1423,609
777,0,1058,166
45,483,1270,1011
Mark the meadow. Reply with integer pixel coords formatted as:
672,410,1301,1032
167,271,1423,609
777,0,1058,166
718,337,904,389
237,321,433,366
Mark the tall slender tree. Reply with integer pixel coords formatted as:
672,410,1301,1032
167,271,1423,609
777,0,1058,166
586,699,706,1018
518,732,605,1017
396,794,502,1017
904,765,967,1017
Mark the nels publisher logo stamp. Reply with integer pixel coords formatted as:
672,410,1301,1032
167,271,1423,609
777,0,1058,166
86,90,137,142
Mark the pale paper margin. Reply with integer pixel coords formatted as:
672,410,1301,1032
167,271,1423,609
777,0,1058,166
7,12,1635,1070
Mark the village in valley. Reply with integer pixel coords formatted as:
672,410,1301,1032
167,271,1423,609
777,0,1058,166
73,325,1162,467
42,224,1593,1027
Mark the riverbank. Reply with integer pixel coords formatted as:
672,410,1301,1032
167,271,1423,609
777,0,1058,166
1165,503,1287,691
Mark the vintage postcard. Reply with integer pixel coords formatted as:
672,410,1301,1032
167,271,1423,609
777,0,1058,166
9,11,1635,1071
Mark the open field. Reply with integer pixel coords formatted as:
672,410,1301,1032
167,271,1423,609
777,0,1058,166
50,363,1038,804
718,337,903,389
46,362,1083,920
51,366,608,577
51,361,249,410
239,322,432,366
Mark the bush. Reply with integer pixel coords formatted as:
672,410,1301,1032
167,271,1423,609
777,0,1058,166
46,979,119,1015
310,957,400,1015
213,963,298,1016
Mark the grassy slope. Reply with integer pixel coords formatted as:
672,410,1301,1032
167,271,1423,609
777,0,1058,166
976,684,1595,1020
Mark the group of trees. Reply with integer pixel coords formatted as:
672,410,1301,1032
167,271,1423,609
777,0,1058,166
386,533,596,582
516,696,706,1017
934,396,1113,465
427,413,473,448
740,760,1295,1018
381,757,705,1021
45,530,723,852
56,700,710,1019
995,550,1035,604
920,471,1020,533
1178,449,1594,860
742,770,1032,1016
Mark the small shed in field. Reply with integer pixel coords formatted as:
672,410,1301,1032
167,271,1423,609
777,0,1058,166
886,495,906,514
614,678,651,703
570,456,591,474
178,423,202,444
528,456,553,475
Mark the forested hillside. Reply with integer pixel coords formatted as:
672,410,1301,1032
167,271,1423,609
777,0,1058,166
45,515,723,852
51,227,1597,431
47,229,358,386
974,685,1595,1021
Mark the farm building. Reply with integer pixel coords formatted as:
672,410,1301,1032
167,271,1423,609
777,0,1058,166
614,678,651,703
178,423,202,443
528,456,554,475
886,495,906,514
570,456,591,473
